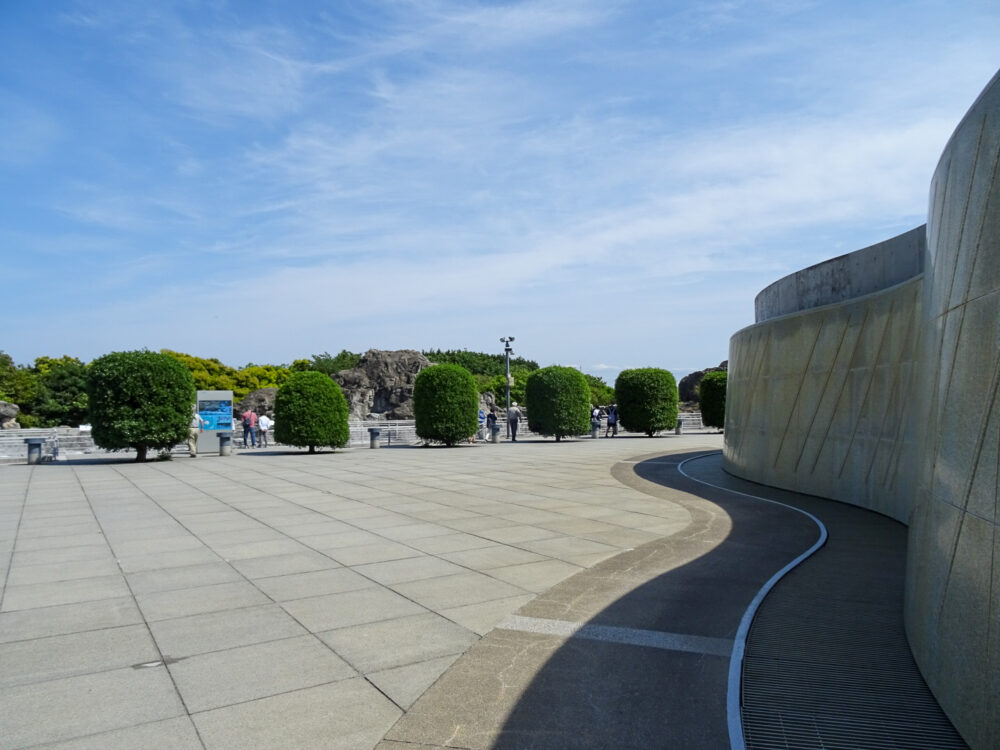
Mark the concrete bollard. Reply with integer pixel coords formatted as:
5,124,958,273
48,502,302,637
24,437,45,465
368,428,381,449
591,422,600,439
675,422,683,435
218,432,233,456
490,425,501,443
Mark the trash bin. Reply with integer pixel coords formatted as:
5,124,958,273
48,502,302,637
675,422,683,435
490,424,501,443
368,428,381,449
24,437,45,465
217,431,233,456
591,421,600,439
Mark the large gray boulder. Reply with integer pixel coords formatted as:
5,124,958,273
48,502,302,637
332,349,431,420
0,401,20,430
234,388,277,419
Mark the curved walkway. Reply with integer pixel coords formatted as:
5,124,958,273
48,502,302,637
681,457,967,750
382,451,966,749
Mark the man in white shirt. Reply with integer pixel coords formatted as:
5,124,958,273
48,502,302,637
188,407,204,458
258,413,272,448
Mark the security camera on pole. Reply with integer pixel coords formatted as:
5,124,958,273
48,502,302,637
501,337,515,439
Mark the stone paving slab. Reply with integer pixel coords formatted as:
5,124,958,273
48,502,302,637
0,433,723,749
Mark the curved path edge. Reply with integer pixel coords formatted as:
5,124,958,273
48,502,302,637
676,454,828,750
378,449,823,749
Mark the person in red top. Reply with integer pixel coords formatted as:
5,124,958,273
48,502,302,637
241,409,258,448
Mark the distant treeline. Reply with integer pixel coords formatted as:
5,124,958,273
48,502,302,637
0,347,556,428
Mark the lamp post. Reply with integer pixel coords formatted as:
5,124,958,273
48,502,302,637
500,337,515,438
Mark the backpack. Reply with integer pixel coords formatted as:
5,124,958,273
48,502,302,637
242,415,251,428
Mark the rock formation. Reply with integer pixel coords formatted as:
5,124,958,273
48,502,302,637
234,388,277,419
0,401,21,430
679,361,727,404
332,349,431,420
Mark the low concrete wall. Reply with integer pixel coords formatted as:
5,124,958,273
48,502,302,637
723,68,1000,749
754,225,925,323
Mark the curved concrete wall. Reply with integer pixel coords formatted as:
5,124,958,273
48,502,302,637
904,70,1000,750
754,225,925,323
723,68,1000,749
725,272,922,523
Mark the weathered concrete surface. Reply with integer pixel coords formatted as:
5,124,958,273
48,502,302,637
905,68,1000,750
725,275,922,524
754,225,925,323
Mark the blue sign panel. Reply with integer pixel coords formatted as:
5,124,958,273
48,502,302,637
198,399,233,431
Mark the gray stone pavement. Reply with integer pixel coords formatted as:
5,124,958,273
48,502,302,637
0,433,723,750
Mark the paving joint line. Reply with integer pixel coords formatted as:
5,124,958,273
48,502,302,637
495,614,733,657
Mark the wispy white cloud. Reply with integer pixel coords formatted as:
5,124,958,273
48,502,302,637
4,0,999,372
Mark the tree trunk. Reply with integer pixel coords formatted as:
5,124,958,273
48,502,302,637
309,445,315,454
136,446,148,462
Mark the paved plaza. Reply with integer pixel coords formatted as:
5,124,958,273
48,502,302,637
0,433,724,749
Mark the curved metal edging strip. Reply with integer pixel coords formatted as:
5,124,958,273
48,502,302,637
676,453,829,750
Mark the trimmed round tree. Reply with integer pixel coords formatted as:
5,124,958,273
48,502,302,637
273,371,349,453
87,350,195,462
615,368,678,437
413,364,479,446
699,370,727,430
525,366,590,441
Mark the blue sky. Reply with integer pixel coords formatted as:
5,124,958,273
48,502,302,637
2,1,998,380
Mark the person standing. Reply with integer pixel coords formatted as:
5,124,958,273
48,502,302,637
605,404,618,437
258,412,272,448
241,408,257,448
188,406,204,458
507,402,523,442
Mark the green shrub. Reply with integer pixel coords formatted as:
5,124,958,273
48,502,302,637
87,350,195,462
32,356,89,427
615,368,678,436
273,371,349,453
480,367,529,404
413,364,479,446
699,370,727,429
525,366,590,441
584,374,615,407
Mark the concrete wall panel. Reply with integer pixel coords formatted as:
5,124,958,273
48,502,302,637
725,68,1000,749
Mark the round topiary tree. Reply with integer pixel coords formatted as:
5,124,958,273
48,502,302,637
699,370,727,430
615,368,678,437
273,371,349,453
413,364,479,446
525,366,590,441
87,350,195,462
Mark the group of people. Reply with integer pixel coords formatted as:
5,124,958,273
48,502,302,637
237,409,273,449
187,406,275,457
591,404,619,437
482,402,617,442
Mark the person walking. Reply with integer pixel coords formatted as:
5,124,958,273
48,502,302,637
486,407,497,440
605,404,618,437
507,402,523,442
241,408,257,448
188,406,204,458
258,412,272,448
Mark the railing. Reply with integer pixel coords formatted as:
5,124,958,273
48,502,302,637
348,420,421,447
0,411,711,460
